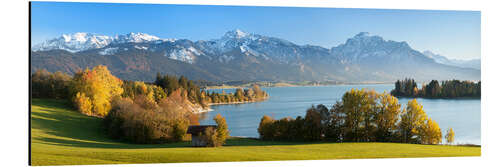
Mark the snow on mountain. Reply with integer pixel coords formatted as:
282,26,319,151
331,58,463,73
134,45,148,50
32,30,481,82
33,33,113,53
196,29,301,64
33,29,298,64
225,29,250,39
331,32,416,63
98,47,119,55
166,47,199,64
32,30,479,71
32,32,167,53
203,29,259,53
114,32,160,43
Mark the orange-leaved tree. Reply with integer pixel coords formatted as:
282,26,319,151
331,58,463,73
71,65,123,117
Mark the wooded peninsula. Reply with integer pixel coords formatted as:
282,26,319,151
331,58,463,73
390,78,480,98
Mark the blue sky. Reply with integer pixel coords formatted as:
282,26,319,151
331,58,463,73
31,2,480,60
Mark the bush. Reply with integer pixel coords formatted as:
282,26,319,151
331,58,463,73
103,97,192,144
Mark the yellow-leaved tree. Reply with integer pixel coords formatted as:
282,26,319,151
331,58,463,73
214,114,229,146
375,92,402,141
399,99,428,143
72,65,123,117
419,118,442,144
445,128,455,144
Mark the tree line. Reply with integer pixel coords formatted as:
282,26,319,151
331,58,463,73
31,65,231,145
258,89,454,145
206,85,268,104
31,69,72,99
32,66,270,117
154,74,268,106
391,78,480,98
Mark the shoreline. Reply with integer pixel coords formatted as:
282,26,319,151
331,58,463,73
209,96,269,106
394,96,481,100
203,82,393,90
194,97,270,113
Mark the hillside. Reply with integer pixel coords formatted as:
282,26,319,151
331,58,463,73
30,98,480,166
31,30,480,82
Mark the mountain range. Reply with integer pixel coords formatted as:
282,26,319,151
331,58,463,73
31,30,481,83
422,50,480,70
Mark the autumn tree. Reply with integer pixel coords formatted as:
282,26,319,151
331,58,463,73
304,105,323,141
326,101,344,142
342,89,375,142
122,81,167,103
419,118,442,144
244,88,254,99
258,115,276,140
71,65,124,117
445,128,455,144
73,92,92,115
252,84,266,98
235,88,244,101
362,90,378,141
207,114,229,147
103,97,191,144
399,99,428,143
374,93,401,142
257,89,446,145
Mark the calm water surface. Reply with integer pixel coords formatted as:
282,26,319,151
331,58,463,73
199,84,481,144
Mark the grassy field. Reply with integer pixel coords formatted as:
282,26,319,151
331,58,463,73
30,98,481,166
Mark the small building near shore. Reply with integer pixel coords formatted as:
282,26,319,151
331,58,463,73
187,125,217,147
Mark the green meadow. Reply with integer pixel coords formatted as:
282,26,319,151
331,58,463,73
30,98,480,166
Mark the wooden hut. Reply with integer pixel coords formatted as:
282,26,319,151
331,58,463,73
187,125,217,147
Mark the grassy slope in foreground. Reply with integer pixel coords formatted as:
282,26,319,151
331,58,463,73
31,98,480,166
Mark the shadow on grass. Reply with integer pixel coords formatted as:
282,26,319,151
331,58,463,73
36,136,323,149
31,98,322,149
224,137,326,147
36,137,193,149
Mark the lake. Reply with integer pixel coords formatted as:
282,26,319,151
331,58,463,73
199,84,481,145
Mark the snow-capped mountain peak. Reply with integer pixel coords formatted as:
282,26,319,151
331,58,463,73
32,32,166,53
32,30,481,82
114,32,161,43
33,32,113,53
223,29,250,39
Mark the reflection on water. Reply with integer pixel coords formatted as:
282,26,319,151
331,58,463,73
199,84,481,144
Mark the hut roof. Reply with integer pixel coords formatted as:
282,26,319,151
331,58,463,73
187,125,217,135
